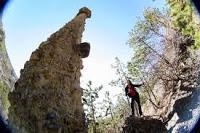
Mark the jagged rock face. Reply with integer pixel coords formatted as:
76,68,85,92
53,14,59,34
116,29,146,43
8,7,91,133
166,87,200,132
123,116,167,133
0,17,17,121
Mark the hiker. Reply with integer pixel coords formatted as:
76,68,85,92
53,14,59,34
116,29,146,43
125,80,143,116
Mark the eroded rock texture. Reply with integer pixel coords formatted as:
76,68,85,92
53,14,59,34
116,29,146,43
123,116,167,133
8,7,91,133
0,17,17,121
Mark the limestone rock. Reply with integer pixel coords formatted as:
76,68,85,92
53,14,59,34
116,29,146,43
0,17,17,121
123,116,167,133
8,7,91,133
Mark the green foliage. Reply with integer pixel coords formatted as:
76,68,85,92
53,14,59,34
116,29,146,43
110,57,133,107
0,81,10,114
114,95,130,116
95,95,130,132
110,57,129,87
83,81,127,133
167,0,200,48
127,8,168,81
101,91,114,118
127,7,173,108
82,81,103,133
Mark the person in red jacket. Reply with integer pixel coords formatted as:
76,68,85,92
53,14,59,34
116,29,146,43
125,80,143,116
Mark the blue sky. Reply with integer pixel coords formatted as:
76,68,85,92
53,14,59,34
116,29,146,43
2,0,166,98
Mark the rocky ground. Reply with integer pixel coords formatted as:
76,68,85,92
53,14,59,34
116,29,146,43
123,115,167,133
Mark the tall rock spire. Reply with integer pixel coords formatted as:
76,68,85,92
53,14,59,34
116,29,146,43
9,7,91,133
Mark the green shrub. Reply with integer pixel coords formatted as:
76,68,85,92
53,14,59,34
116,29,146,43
0,81,10,114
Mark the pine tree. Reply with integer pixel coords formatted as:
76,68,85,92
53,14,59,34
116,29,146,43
167,0,200,48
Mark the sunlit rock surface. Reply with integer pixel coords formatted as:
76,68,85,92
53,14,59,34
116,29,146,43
123,116,167,133
166,82,200,132
8,7,91,133
0,17,17,121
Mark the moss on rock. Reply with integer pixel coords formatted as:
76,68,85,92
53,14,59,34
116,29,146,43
0,18,17,121
0,81,10,114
